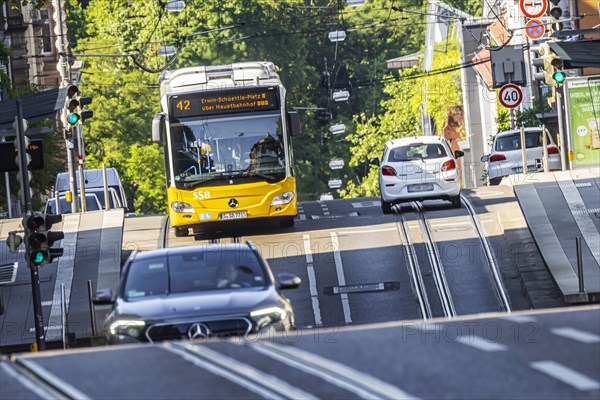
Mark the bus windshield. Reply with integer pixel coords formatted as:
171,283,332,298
169,111,285,188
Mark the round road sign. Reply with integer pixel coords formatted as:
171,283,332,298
520,0,547,18
525,19,546,40
499,84,523,109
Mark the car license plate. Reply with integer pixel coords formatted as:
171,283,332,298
408,183,433,192
219,211,247,220
512,166,523,173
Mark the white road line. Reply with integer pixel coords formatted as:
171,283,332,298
179,343,317,400
41,301,53,306
162,345,281,399
456,336,507,352
297,204,306,220
0,363,59,400
254,342,417,400
551,327,600,344
500,315,537,323
320,202,330,216
530,361,600,391
330,232,352,324
338,227,396,235
556,171,600,266
303,234,322,326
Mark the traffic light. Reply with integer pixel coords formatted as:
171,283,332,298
537,42,565,87
24,213,64,268
13,118,33,205
548,0,563,34
63,84,93,127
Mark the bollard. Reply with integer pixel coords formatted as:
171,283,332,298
88,280,98,337
576,237,585,293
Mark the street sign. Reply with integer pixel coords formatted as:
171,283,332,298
525,19,545,40
498,84,523,109
328,179,343,189
0,139,44,172
329,159,345,170
520,0,547,18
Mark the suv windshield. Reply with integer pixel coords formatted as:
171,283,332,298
123,248,267,299
170,111,286,188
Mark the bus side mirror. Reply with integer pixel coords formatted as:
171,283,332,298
152,112,166,144
287,111,302,136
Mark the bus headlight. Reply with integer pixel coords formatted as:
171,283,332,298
171,201,194,213
271,192,294,206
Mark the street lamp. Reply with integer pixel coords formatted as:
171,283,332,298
330,123,346,135
158,46,176,57
163,1,186,12
332,90,350,102
328,30,347,42
347,0,366,6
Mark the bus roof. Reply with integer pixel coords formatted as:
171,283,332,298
158,61,282,96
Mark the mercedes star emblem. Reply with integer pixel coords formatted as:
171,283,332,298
188,322,211,340
228,198,239,208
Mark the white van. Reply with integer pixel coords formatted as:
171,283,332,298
53,168,134,212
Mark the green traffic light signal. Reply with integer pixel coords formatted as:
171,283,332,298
553,71,566,84
67,113,80,125
32,250,46,265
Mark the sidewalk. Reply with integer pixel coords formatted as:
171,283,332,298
508,167,600,303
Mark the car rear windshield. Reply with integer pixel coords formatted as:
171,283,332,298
388,143,447,161
123,248,267,299
494,131,542,151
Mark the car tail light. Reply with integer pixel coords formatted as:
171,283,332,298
489,153,506,162
547,146,559,155
441,159,456,171
381,165,397,176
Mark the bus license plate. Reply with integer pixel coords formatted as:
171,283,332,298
219,211,248,220
408,183,433,192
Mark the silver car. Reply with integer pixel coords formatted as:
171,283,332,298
370,135,464,213
481,127,561,185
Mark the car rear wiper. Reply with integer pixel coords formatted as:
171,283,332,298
397,157,422,162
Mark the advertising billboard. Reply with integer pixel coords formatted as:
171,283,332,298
563,76,600,168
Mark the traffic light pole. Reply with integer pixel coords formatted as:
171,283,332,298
15,100,32,214
17,100,47,350
67,126,79,213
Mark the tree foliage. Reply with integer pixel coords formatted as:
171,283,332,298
67,0,479,212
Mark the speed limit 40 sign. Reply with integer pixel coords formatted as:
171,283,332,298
499,84,523,109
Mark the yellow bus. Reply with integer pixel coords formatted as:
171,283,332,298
152,62,301,236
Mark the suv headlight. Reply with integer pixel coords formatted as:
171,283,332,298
250,307,287,327
109,320,146,338
171,201,194,213
271,192,294,206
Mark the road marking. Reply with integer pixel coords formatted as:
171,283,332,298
253,342,417,400
177,343,318,400
319,201,330,216
571,208,600,215
163,344,283,399
500,315,537,323
41,301,53,306
303,234,322,326
351,200,380,208
530,361,600,391
339,227,396,234
456,336,507,352
556,171,600,266
330,232,352,324
297,203,306,220
1,362,64,400
551,327,600,343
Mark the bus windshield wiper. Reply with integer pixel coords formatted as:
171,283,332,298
183,171,242,189
243,171,281,182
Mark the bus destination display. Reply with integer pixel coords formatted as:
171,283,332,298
171,87,278,117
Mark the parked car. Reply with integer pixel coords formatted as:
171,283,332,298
54,168,134,212
45,193,103,214
481,127,561,185
94,242,300,344
369,135,464,213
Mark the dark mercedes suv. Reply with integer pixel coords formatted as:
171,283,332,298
94,241,300,344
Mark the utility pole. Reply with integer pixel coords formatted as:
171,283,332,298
53,0,79,212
